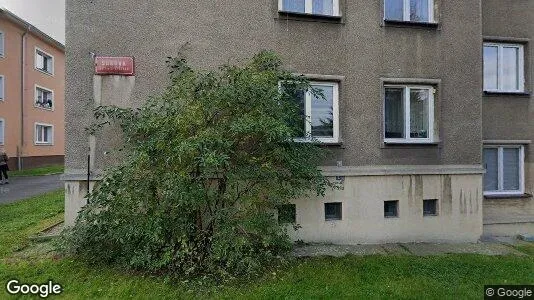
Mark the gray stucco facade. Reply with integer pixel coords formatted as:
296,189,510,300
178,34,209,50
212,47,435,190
64,0,533,242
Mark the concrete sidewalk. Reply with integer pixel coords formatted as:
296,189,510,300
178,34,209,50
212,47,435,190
0,174,63,204
293,240,530,257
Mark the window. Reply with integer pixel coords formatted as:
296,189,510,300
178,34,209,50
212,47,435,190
0,75,4,101
483,43,525,93
384,200,399,218
0,119,4,145
35,86,54,110
384,85,434,143
384,0,434,23
483,146,524,195
35,123,53,145
279,0,340,16
35,48,54,75
423,199,438,216
0,31,4,57
324,202,342,220
293,82,339,143
277,204,296,224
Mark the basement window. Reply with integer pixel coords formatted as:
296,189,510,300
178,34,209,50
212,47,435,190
324,202,342,220
384,201,399,218
277,204,296,224
279,0,341,17
423,199,438,216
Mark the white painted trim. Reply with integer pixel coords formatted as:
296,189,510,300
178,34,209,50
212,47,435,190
384,85,435,144
34,84,55,111
278,0,341,17
484,140,531,145
34,122,54,145
483,43,525,93
0,117,4,145
34,46,55,76
483,145,525,196
0,74,4,101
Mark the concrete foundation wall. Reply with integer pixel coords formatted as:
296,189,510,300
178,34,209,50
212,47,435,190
289,173,483,244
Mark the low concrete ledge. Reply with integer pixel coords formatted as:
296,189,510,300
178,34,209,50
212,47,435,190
61,169,104,181
321,165,485,177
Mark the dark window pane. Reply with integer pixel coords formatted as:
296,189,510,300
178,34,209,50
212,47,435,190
278,204,296,224
325,202,342,220
311,85,334,138
385,0,403,20
423,199,438,216
483,148,498,191
385,88,405,139
283,0,305,13
384,201,398,218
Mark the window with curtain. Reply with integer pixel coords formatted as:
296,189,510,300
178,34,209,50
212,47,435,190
0,31,4,57
0,75,4,100
384,0,434,23
483,146,524,195
483,43,524,92
35,86,54,110
280,0,339,16
384,85,434,143
35,124,53,144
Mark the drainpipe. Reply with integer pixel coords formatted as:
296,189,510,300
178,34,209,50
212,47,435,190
19,26,30,170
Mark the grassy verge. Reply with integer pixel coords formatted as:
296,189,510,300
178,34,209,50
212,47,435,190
10,165,64,177
0,191,533,299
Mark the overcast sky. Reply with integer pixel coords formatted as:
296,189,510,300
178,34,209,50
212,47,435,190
0,0,65,44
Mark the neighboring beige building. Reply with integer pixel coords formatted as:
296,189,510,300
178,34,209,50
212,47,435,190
0,8,65,170
64,0,533,243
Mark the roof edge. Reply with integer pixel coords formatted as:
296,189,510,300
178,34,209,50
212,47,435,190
0,7,65,51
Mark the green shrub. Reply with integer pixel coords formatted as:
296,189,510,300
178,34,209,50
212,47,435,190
61,51,331,279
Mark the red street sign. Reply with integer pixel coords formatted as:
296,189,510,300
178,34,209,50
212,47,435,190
94,56,135,76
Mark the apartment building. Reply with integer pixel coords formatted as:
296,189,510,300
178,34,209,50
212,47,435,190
64,0,533,242
0,8,65,170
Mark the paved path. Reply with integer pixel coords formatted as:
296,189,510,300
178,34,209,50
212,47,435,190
293,241,529,257
0,174,62,204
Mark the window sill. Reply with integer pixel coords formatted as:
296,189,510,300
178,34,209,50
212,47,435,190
35,68,54,77
34,105,54,111
483,91,530,97
34,143,54,146
383,20,439,29
277,11,343,23
384,140,439,146
484,193,532,199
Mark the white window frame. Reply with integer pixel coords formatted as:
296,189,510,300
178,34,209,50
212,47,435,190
34,122,54,145
34,85,54,111
278,0,341,17
483,43,525,93
384,85,435,144
0,75,4,101
384,0,435,23
293,81,340,144
0,118,5,145
0,30,4,58
34,47,54,76
483,145,525,196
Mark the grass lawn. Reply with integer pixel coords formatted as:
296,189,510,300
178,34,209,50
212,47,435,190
10,165,64,177
1,191,533,299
